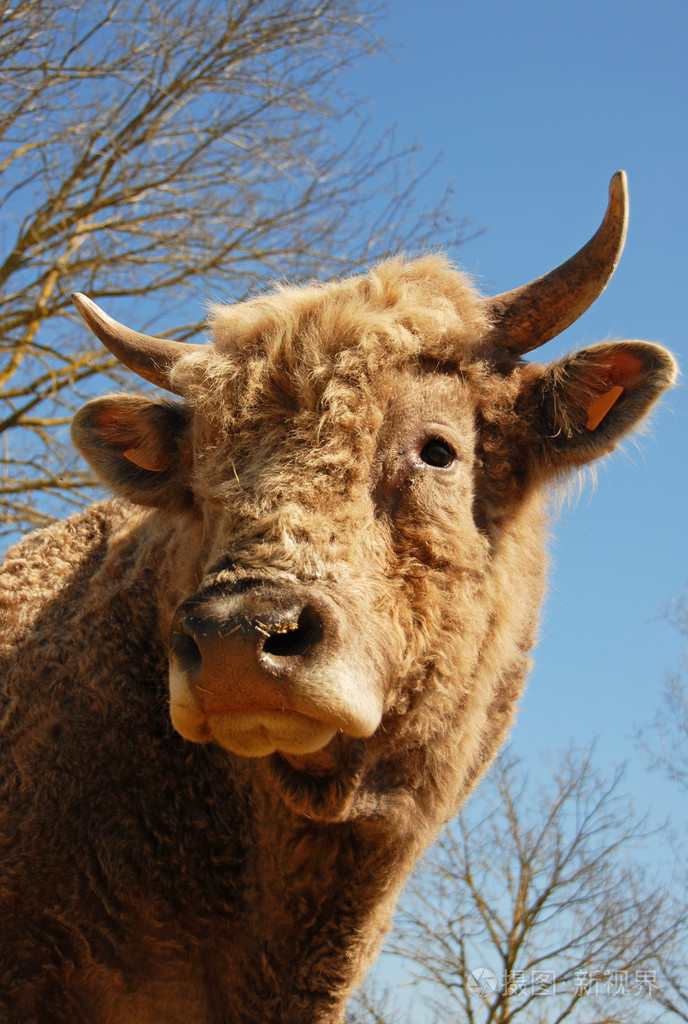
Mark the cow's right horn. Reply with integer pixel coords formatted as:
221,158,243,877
72,293,205,395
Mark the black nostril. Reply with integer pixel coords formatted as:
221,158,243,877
173,629,203,674
262,606,324,659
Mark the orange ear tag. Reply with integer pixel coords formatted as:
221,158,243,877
123,447,163,472
586,385,623,431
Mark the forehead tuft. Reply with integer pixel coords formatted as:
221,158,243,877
206,255,488,367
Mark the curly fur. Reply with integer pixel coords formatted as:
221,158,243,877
0,255,676,1023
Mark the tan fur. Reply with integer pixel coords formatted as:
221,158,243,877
0,255,675,1022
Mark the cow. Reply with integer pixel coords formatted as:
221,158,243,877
0,173,676,1023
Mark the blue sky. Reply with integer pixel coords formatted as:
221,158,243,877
342,0,687,822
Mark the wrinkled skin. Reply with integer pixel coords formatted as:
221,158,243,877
0,254,676,1023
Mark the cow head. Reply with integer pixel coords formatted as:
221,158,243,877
71,173,676,819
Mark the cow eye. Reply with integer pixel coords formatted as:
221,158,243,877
419,438,456,468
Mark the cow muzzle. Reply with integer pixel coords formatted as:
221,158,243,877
167,581,383,757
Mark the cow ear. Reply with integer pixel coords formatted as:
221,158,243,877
522,341,677,475
71,395,193,509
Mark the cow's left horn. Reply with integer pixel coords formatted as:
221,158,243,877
481,171,628,355
72,293,205,394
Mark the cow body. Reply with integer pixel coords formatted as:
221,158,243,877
0,179,677,1022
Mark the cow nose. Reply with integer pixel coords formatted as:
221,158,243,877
259,605,325,659
173,602,326,680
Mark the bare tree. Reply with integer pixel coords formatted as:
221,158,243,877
348,747,684,1024
0,0,462,538
635,587,688,1022
642,588,688,790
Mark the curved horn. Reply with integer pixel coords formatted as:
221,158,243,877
72,293,205,395
482,171,629,354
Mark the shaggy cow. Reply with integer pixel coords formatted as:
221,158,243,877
0,173,676,1023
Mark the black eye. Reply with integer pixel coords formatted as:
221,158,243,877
419,438,456,468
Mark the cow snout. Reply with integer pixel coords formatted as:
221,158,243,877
169,584,339,719
168,583,383,757
174,602,326,684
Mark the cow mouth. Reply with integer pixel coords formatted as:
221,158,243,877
168,676,339,757
207,707,337,757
